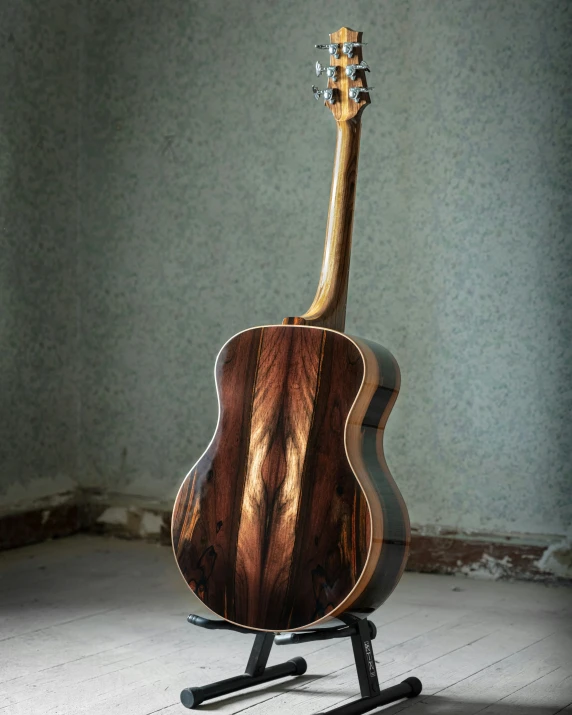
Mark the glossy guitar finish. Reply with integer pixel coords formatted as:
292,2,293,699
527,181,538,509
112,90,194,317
172,325,409,631
172,27,411,632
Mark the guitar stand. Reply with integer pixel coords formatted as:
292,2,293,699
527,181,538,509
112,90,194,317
180,613,422,713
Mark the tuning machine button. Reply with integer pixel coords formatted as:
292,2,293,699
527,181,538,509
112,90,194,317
312,85,335,104
349,86,373,103
315,61,338,82
315,43,340,59
342,41,367,58
345,60,370,81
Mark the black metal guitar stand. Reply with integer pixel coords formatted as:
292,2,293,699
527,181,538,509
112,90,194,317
180,613,422,713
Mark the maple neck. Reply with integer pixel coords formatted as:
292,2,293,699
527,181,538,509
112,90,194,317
301,118,362,332
283,117,362,333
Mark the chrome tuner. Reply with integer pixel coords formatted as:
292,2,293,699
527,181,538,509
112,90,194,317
342,41,367,58
312,85,335,104
345,60,370,81
349,86,373,103
315,61,338,82
315,43,340,59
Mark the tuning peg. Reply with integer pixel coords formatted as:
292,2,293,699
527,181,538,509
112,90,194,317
312,85,335,104
342,41,367,58
315,61,338,82
315,43,340,59
345,60,370,81
349,86,373,103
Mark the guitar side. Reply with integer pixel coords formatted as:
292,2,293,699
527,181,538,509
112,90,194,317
344,336,410,614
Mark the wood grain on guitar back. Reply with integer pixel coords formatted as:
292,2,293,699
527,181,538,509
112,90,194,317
172,325,409,632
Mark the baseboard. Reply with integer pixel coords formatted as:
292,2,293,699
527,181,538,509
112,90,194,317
1,495,570,582
0,491,104,550
408,529,568,581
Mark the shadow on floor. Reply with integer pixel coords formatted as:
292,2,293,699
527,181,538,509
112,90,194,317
198,688,567,714
196,674,353,711
389,693,568,714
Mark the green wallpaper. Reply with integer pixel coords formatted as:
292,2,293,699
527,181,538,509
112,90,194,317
1,1,571,541
0,0,80,511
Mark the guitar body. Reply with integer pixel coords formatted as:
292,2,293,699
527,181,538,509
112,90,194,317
172,324,409,631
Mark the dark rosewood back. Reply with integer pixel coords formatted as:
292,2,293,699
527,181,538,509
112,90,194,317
172,28,411,632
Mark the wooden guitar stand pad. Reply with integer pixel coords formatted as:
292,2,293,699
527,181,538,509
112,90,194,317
180,613,422,714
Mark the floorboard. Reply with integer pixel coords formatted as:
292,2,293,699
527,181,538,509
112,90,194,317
0,536,569,714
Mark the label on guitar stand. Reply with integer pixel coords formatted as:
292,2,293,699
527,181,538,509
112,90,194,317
363,640,378,679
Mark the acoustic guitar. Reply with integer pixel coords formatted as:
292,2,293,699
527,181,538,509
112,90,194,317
172,27,410,632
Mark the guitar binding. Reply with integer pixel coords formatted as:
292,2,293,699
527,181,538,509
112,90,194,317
180,612,422,713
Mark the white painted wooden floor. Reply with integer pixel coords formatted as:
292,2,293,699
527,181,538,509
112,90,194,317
0,536,570,715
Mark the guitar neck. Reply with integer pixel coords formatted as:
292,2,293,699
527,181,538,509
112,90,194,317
301,117,362,332
283,27,370,334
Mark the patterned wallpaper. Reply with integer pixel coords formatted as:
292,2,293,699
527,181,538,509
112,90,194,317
0,0,80,510
1,0,571,538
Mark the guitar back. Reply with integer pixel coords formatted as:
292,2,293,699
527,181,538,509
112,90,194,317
172,325,409,631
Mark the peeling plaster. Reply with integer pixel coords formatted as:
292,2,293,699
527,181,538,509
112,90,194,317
0,478,77,515
536,535,572,580
139,511,163,537
96,506,165,540
97,507,130,526
458,554,514,580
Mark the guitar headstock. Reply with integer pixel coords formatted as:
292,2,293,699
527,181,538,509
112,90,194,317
313,28,371,121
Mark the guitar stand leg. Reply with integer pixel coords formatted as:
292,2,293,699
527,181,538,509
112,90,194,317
321,616,422,714
180,632,307,709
